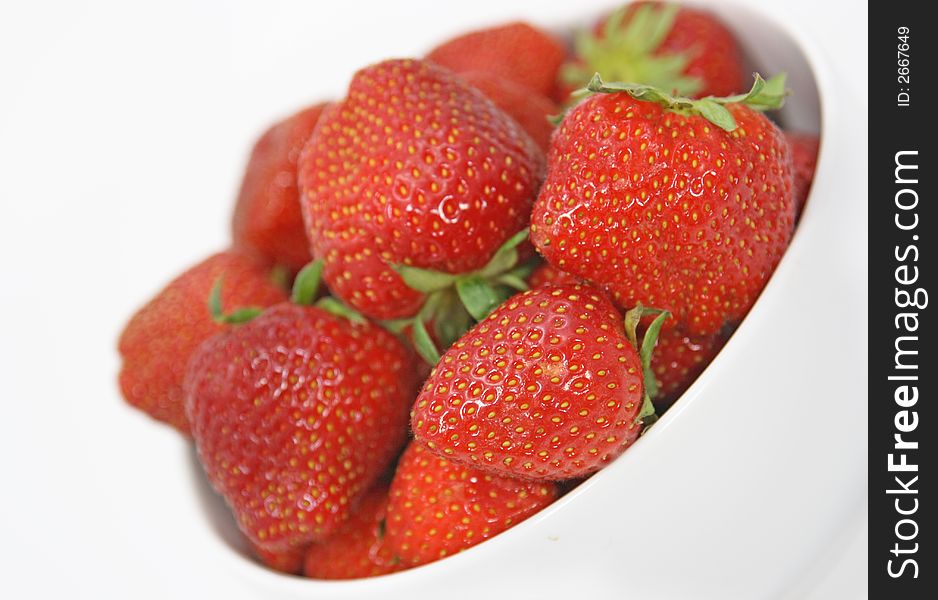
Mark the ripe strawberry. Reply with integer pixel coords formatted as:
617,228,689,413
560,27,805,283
460,71,558,152
411,284,665,480
531,76,795,336
118,251,286,433
252,542,307,575
232,103,326,272
385,443,557,567
185,300,418,555
427,22,566,99
298,59,543,321
528,266,723,409
527,263,581,289
558,1,745,101
650,325,727,409
303,485,402,579
785,131,819,215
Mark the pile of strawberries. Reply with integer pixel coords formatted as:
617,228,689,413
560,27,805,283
118,1,819,579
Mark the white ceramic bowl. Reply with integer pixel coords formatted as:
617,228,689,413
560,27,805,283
189,2,866,598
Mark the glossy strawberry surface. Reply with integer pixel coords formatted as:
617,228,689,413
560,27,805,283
232,103,326,271
298,59,543,320
303,484,401,579
252,542,307,575
531,92,794,335
412,284,645,480
650,325,727,406
785,131,819,215
427,22,566,98
385,443,557,567
118,251,286,433
185,304,417,553
527,262,582,289
460,71,558,152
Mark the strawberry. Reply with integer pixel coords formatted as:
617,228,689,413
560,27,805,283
427,22,566,99
460,71,558,152
527,263,581,289
118,251,286,434
385,443,557,567
531,75,795,336
303,484,402,579
558,1,746,101
529,265,724,409
785,131,819,215
232,103,326,272
298,58,543,336
411,284,667,480
252,542,307,575
185,264,418,555
649,325,728,409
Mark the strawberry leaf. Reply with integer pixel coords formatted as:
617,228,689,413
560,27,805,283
315,296,366,325
291,259,324,306
637,392,657,425
269,265,290,290
496,273,530,292
433,296,474,349
208,277,263,324
585,72,788,132
457,277,503,321
563,2,701,98
393,228,529,294
381,318,412,334
692,98,737,132
392,264,459,294
639,310,671,400
411,318,441,365
623,302,644,348
723,72,788,111
623,305,670,424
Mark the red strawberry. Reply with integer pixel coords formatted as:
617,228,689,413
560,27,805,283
531,76,795,335
650,325,727,408
232,103,326,272
411,284,664,480
298,59,543,321
529,267,720,409
427,22,566,99
303,484,402,579
252,542,307,575
185,301,418,555
558,1,745,101
385,443,557,567
460,71,558,152
785,131,819,215
527,262,581,289
118,251,286,433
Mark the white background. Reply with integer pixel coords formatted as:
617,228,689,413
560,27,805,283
0,1,867,598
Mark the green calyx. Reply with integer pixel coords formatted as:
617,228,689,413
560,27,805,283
392,228,530,294
291,259,324,306
561,3,702,100
388,229,534,366
208,277,264,325
292,258,369,324
584,71,788,132
623,303,671,426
